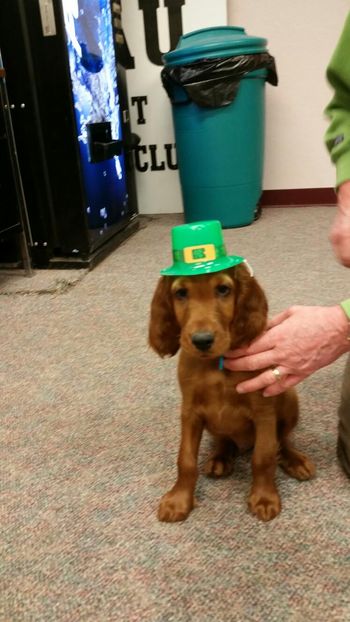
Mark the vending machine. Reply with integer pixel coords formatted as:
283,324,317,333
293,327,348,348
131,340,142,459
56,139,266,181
0,0,139,267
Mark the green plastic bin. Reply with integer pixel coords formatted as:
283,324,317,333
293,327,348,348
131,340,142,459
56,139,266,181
162,26,276,228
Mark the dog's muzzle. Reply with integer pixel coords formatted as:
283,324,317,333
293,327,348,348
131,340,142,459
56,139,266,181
191,331,215,352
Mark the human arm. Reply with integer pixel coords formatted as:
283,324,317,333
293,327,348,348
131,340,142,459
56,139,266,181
325,13,350,265
324,12,350,189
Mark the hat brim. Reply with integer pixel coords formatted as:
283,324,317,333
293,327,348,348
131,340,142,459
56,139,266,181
160,255,245,276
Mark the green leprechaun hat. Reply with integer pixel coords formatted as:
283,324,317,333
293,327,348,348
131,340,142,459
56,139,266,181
160,220,245,276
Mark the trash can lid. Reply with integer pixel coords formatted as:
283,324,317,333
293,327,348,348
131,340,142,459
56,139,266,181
163,26,268,66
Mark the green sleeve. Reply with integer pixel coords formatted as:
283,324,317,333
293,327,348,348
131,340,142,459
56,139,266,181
341,299,350,320
324,12,350,188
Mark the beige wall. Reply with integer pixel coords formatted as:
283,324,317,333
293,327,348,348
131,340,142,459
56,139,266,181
228,0,349,189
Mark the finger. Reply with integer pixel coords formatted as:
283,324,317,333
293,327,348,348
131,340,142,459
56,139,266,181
235,365,291,394
235,368,280,394
266,308,292,329
224,350,276,372
262,374,305,397
225,333,275,359
225,348,255,359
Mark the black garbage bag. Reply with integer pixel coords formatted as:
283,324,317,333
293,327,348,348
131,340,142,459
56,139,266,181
161,52,278,108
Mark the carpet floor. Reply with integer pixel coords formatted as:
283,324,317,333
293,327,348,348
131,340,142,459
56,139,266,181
1,207,350,621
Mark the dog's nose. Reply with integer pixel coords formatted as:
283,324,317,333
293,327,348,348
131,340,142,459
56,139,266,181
191,331,215,351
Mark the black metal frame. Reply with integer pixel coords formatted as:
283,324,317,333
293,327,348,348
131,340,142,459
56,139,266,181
0,60,33,273
0,67,21,239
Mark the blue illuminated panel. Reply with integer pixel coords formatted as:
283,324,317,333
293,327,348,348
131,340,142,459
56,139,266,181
62,0,128,237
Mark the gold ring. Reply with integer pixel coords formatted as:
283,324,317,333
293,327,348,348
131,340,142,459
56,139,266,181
271,367,282,381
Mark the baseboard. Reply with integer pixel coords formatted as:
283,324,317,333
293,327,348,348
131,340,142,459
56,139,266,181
261,187,336,206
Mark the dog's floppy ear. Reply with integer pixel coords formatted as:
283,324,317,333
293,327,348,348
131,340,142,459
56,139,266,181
230,263,268,348
149,276,180,357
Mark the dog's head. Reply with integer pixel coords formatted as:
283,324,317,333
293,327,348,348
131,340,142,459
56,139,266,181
148,264,268,359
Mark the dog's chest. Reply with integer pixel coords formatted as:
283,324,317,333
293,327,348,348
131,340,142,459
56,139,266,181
180,367,253,440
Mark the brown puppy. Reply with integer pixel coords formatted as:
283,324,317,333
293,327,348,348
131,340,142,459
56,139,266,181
149,263,315,522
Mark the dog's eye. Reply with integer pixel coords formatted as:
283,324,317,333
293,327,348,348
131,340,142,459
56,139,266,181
175,288,188,300
216,284,232,297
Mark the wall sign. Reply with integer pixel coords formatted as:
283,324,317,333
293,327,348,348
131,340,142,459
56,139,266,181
123,0,227,214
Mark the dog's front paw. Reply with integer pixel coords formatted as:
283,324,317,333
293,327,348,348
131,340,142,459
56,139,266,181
158,490,194,523
248,488,281,522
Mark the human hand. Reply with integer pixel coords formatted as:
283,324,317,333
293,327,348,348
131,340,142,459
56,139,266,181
330,180,350,267
224,305,350,397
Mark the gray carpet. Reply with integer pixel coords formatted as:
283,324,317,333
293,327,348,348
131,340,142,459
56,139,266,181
0,269,87,296
1,207,350,621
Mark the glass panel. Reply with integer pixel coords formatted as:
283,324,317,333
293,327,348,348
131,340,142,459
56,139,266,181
62,0,128,241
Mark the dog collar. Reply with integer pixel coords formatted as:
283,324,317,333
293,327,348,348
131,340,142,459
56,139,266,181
219,356,224,371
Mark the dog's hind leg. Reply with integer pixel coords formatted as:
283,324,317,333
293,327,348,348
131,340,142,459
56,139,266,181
277,390,316,481
204,437,238,478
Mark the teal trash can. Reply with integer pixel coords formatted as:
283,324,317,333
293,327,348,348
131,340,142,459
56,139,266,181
162,26,278,228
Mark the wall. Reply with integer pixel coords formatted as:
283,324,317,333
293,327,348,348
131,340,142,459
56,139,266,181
123,0,227,214
124,1,349,214
228,0,349,190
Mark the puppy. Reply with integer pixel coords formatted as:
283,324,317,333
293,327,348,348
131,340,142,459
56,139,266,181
149,263,315,522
